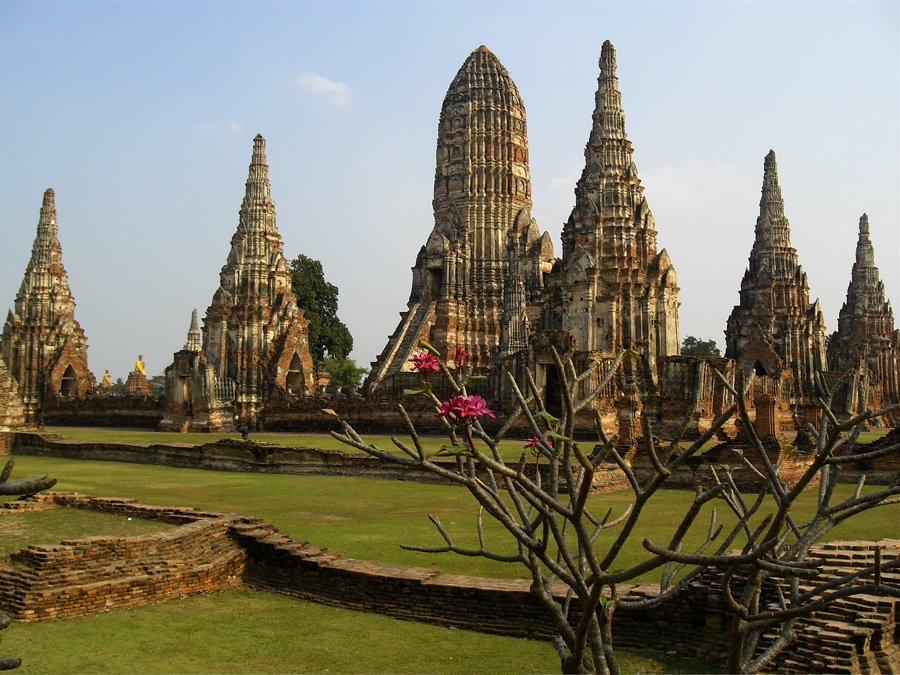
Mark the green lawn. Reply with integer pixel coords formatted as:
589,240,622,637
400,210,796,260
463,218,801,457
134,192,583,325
0,509,171,559
8,588,715,675
40,426,534,461
2,449,898,674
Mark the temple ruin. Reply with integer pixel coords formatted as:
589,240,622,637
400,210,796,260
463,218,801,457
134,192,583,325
724,151,828,428
0,43,896,436
365,45,555,396
494,41,680,432
827,214,900,423
160,135,316,431
1,188,95,424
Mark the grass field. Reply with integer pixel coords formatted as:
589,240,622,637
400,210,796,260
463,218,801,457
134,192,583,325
40,426,535,461
2,433,898,674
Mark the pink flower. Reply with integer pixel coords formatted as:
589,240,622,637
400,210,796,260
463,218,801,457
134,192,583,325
409,352,440,380
454,346,470,368
524,436,551,455
436,395,496,425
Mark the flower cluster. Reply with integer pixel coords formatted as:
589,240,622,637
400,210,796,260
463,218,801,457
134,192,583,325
409,351,440,381
454,346,470,369
436,395,496,425
524,436,552,456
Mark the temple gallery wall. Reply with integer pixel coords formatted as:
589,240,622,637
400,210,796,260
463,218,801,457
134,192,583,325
1,41,897,435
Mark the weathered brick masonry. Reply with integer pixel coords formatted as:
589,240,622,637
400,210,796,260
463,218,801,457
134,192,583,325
0,493,249,621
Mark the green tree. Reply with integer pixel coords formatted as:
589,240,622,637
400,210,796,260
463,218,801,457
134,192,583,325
148,375,166,397
681,335,721,357
288,255,353,363
323,357,369,389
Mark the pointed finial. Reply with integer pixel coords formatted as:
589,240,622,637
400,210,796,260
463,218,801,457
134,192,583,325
760,150,782,209
42,188,55,208
600,40,617,75
184,308,202,351
859,213,869,234
251,134,267,165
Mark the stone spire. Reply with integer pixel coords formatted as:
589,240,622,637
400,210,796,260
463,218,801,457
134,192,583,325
366,46,553,393
724,152,826,399
751,150,792,255
828,214,900,412
545,40,679,369
201,135,315,427
1,189,94,422
183,309,202,352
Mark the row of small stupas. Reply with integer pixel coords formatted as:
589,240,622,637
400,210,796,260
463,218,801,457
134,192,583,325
1,41,897,434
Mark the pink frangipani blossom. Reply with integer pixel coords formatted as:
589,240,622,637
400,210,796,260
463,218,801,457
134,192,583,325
436,395,496,425
409,352,440,380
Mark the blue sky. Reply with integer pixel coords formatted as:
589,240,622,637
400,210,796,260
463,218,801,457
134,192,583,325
1,1,897,381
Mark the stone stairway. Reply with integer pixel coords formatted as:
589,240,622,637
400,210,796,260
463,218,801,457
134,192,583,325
761,540,900,674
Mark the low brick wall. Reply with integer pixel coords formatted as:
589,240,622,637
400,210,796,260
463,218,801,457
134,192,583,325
0,493,249,621
9,432,629,492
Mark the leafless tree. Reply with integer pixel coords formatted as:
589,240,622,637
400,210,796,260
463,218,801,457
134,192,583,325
327,343,899,674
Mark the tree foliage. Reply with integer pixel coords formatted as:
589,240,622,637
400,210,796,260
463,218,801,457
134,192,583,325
288,254,353,363
681,335,721,357
323,357,369,389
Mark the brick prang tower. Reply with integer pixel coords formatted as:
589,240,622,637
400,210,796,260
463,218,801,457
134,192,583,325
724,150,827,402
366,46,552,392
201,135,315,428
1,189,94,423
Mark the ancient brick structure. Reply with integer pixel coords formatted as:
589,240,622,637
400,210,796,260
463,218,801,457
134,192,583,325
122,371,152,397
1,189,95,424
495,41,680,426
162,136,316,430
0,356,26,430
541,41,679,367
725,151,827,421
366,46,554,395
827,214,900,422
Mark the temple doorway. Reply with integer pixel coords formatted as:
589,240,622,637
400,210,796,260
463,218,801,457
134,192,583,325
59,365,77,397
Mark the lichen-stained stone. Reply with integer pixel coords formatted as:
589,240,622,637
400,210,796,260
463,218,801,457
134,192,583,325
724,151,828,406
1,189,95,424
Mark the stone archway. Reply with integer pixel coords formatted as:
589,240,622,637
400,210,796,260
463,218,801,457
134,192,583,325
59,365,77,397
285,353,305,395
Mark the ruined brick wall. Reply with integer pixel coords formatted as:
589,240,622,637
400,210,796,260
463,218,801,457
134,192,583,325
9,433,627,492
43,395,164,428
0,494,248,621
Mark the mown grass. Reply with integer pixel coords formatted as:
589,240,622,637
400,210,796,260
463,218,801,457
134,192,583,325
3,449,897,674
0,509,171,559
6,455,899,581
42,426,532,461
9,588,716,674
0,456,731,674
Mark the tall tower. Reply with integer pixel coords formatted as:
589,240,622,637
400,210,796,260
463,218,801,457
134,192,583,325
725,151,826,401
828,214,900,410
544,41,679,372
1,189,94,422
367,46,552,393
201,135,315,427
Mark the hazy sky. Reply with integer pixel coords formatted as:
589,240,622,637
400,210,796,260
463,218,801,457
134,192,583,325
1,1,897,381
